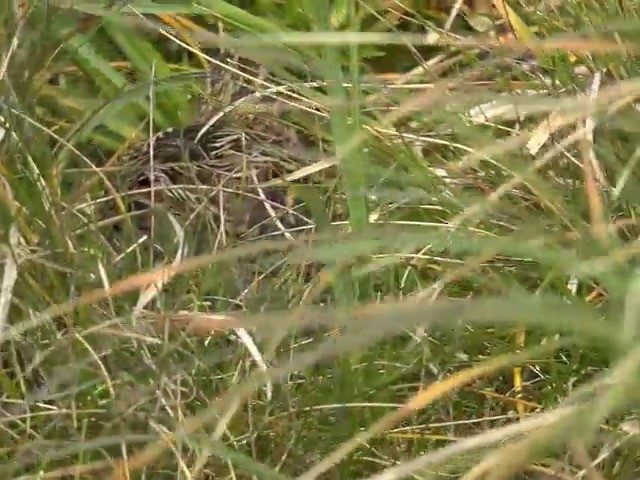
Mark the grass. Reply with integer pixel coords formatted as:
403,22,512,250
2,0,640,478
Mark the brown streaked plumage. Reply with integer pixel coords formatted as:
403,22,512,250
109,55,318,249
117,121,310,241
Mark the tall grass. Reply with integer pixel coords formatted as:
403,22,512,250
1,1,640,479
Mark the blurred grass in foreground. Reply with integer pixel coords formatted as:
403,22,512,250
2,0,640,479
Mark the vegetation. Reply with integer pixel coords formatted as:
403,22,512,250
2,0,640,478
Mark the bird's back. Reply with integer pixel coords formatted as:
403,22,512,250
113,117,312,246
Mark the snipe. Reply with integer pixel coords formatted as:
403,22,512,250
109,55,317,252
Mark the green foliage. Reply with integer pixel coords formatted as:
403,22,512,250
2,0,640,479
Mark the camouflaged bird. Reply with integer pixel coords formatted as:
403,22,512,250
110,54,316,249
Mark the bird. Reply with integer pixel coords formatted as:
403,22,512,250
107,56,317,253
115,120,310,243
